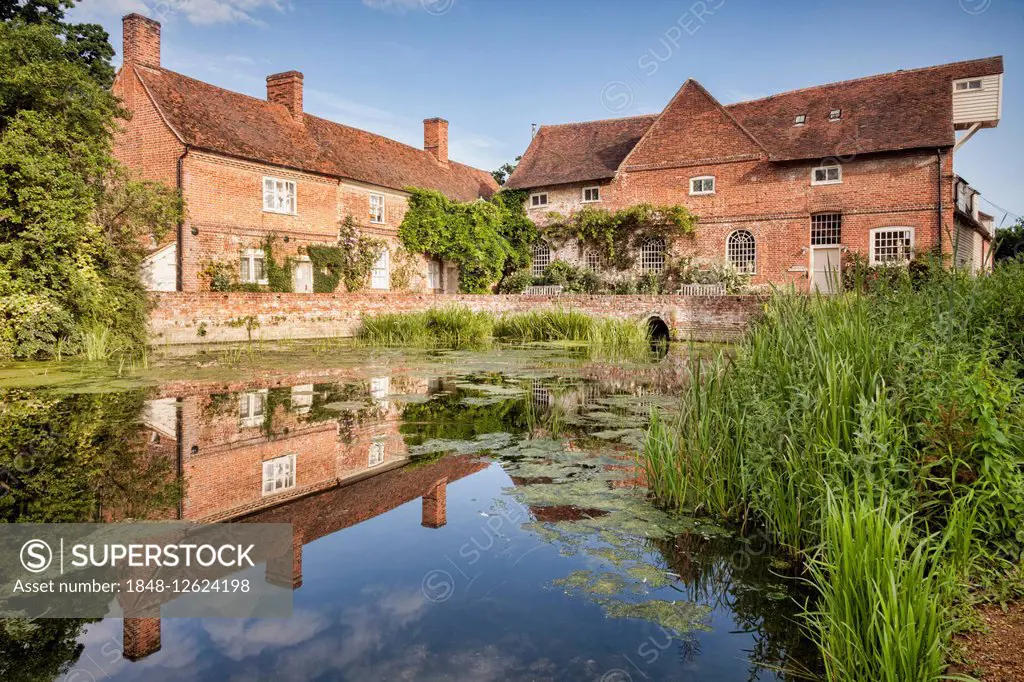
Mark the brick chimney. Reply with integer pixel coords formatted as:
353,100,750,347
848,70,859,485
122,13,161,68
424,118,449,165
267,71,304,122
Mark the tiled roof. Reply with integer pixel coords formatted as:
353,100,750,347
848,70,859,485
506,57,1003,189
132,65,498,202
504,115,657,190
727,56,1003,162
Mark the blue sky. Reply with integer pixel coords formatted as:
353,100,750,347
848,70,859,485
74,0,1023,223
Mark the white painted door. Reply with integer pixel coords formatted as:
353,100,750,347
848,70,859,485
427,259,442,292
811,247,842,294
371,249,390,290
293,260,313,293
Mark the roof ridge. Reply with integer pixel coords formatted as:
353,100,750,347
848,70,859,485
539,113,659,129
136,65,494,184
723,55,1002,108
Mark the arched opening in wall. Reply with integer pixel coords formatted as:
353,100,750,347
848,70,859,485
647,316,670,355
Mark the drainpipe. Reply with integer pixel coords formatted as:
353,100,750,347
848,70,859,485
176,147,190,292
936,148,943,258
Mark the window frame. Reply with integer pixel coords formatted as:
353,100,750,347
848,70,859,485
726,229,757,275
239,389,269,428
262,176,297,215
240,248,268,285
954,78,984,92
828,109,842,121
368,439,386,468
794,114,806,126
531,241,551,277
639,237,666,274
530,193,549,209
369,193,386,224
582,186,601,203
811,165,843,186
810,213,843,247
261,453,296,496
869,227,915,266
689,176,716,196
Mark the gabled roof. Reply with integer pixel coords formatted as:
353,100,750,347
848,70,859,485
621,79,766,171
504,114,657,190
130,65,498,202
506,56,1003,189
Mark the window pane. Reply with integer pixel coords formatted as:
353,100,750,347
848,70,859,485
253,256,265,281
240,257,250,281
640,238,665,273
727,230,756,274
811,214,842,246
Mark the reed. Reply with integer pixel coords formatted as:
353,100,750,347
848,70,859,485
807,490,949,682
359,306,654,360
357,306,493,349
641,262,1024,678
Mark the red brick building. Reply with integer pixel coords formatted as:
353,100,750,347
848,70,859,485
113,14,497,294
507,58,1004,291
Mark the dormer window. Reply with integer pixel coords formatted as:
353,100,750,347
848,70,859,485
794,114,806,126
812,165,842,185
689,176,716,196
829,109,842,121
530,193,548,208
955,79,983,91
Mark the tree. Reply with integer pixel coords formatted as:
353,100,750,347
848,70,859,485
994,218,1024,262
491,156,521,186
0,6,181,359
0,0,114,87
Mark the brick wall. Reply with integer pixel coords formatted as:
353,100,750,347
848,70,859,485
526,150,956,289
149,292,763,345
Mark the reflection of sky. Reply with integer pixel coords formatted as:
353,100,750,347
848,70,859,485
67,461,786,682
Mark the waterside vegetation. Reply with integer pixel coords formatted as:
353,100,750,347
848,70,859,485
356,306,656,361
642,260,1024,680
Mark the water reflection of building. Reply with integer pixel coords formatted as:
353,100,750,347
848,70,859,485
122,376,487,661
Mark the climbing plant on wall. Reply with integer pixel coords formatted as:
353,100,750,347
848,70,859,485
261,234,294,293
306,216,385,293
399,188,537,293
543,204,698,270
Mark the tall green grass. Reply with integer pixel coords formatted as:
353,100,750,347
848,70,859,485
807,490,950,682
640,262,1024,679
358,306,655,360
357,306,494,349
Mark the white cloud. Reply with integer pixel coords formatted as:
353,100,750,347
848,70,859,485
73,0,289,26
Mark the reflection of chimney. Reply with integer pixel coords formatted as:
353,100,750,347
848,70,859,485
267,71,304,122
421,477,448,529
122,13,161,68
266,532,303,589
123,615,162,661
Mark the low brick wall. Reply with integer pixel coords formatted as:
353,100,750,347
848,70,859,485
148,292,763,346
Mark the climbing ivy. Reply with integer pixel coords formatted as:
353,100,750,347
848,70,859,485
399,188,537,293
261,234,294,293
306,216,386,293
543,204,698,270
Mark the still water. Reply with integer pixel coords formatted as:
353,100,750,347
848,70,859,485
0,344,817,681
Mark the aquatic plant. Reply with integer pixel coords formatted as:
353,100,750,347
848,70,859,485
641,261,1024,678
357,306,494,349
357,306,654,360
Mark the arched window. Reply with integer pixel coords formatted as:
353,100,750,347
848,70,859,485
531,242,551,277
727,230,756,274
640,237,665,273
585,249,603,272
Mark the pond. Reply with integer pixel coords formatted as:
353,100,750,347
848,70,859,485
0,343,818,681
